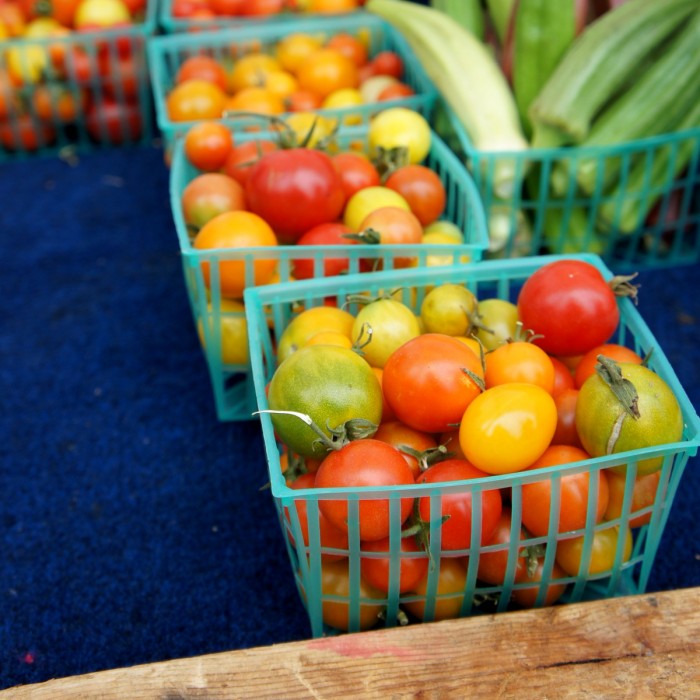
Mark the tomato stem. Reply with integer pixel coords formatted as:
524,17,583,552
608,272,640,304
594,355,641,419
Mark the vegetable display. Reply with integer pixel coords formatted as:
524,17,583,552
0,0,153,155
245,256,697,634
367,0,700,265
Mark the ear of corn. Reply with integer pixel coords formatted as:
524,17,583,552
529,0,700,148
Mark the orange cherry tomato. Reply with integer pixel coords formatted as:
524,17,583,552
166,79,227,122
184,121,234,171
296,48,359,99
175,55,228,92
574,343,644,389
193,210,278,299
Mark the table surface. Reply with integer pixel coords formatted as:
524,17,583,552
3,587,699,699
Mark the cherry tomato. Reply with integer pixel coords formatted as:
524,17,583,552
268,345,383,458
275,33,323,74
286,473,349,561
573,343,644,389
368,107,431,165
420,284,479,337
604,469,661,529
360,535,429,593
292,222,358,280
296,47,359,99
245,148,346,243
351,298,421,369
197,298,248,366
275,306,355,364
511,559,568,608
520,445,609,537
383,333,485,433
555,525,633,577
316,559,384,632
229,53,281,93
181,172,246,230
175,55,228,91
325,33,369,68
331,151,381,200
575,362,684,476
222,139,277,187
343,185,410,232
517,259,621,357
166,79,227,122
474,298,520,351
459,383,557,475
372,421,437,478
403,557,469,622
417,459,503,550
370,50,404,79
184,121,234,171
476,507,530,586
192,210,278,298
314,439,415,541
551,388,583,449
384,164,446,227
484,341,555,394
550,355,576,395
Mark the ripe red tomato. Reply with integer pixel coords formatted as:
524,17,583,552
416,459,503,550
517,259,621,357
245,148,346,243
476,507,529,586
382,333,485,433
291,222,357,280
551,388,583,449
314,439,416,542
331,151,381,200
384,164,446,227
520,445,609,537
573,343,643,389
286,473,349,561
360,535,428,593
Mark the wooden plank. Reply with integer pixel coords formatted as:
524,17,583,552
4,588,700,699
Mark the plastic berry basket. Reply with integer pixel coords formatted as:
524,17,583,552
170,125,488,421
147,12,438,152
243,253,700,637
0,3,157,161
442,109,700,270
158,0,364,33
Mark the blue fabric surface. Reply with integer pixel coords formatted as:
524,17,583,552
0,143,699,690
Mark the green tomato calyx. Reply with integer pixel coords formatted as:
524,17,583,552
595,355,641,420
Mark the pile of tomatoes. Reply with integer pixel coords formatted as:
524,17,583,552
0,0,149,152
170,0,365,24
180,107,477,366
165,28,415,126
260,258,684,631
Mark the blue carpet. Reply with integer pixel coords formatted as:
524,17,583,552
0,143,699,690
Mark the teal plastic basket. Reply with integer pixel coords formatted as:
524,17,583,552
0,5,157,161
243,253,700,637
170,125,489,421
158,0,362,33
148,13,438,152
442,108,700,270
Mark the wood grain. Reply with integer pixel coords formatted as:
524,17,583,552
4,588,699,699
